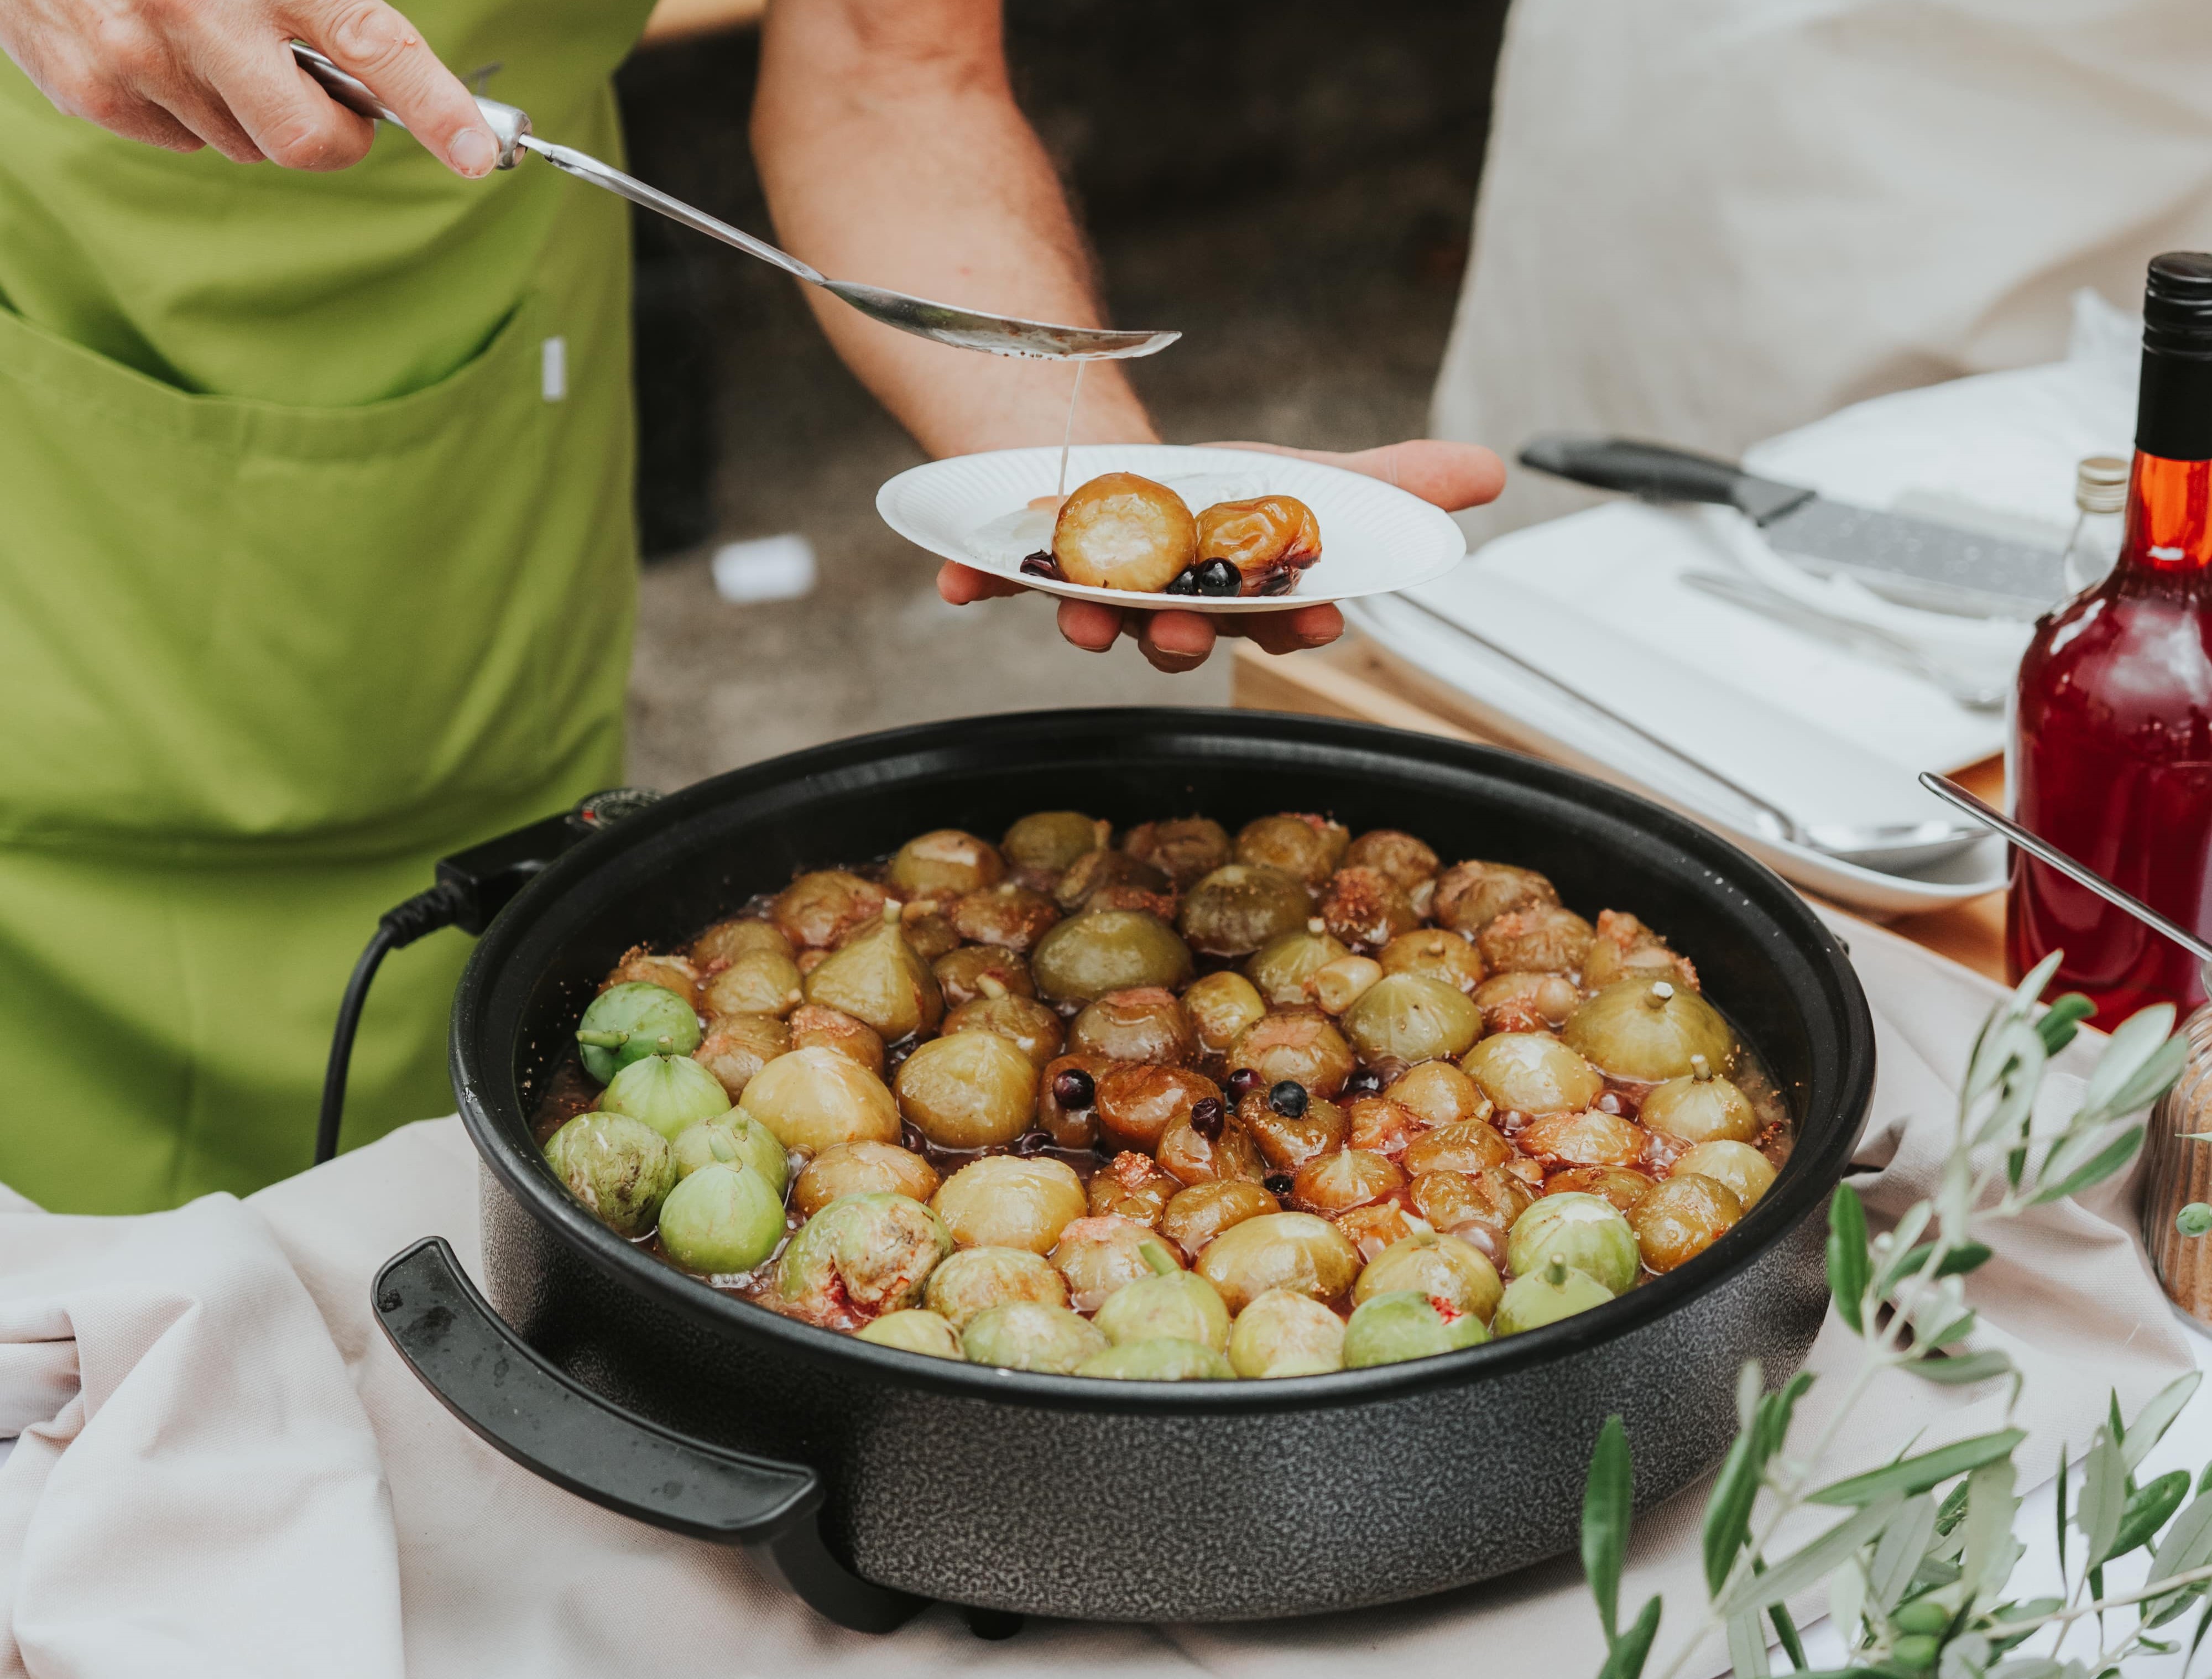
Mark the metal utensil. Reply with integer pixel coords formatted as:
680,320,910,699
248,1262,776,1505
1917,773,2212,966
1681,570,2008,710
1396,596,1985,871
1520,434,2068,618
290,44,1177,362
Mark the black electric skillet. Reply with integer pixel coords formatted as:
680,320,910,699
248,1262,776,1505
368,708,1872,1633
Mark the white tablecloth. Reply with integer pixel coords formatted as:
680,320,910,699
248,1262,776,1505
0,915,2202,1679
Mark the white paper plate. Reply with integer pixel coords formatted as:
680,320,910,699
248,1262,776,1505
1348,587,2008,920
876,444,1467,613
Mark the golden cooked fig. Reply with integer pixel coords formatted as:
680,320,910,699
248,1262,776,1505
1086,1150,1178,1226
1052,472,1198,592
1342,829,1439,893
792,1139,940,1217
1195,494,1322,591
896,911,961,963
1474,971,1581,1034
1179,863,1313,957
889,828,1005,900
1030,909,1194,1003
1671,1141,1776,1208
1353,1230,1502,1323
771,870,892,950
1478,904,1597,976
1583,909,1699,990
924,1246,1068,1329
1246,924,1350,1006
1155,1111,1267,1187
776,1193,951,1328
1238,1086,1349,1173
1344,1094,1422,1157
948,883,1060,953
1640,1055,1759,1144
1123,817,1233,888
742,1045,901,1154
1182,971,1269,1055
1000,811,1109,882
1342,973,1483,1065
1227,1288,1347,1378
692,1013,792,1102
690,917,794,971
1403,1118,1514,1177
895,1030,1039,1149
1069,986,1196,1066
602,947,701,1013
1234,814,1349,888
1196,1212,1361,1312
1159,1180,1279,1261
1048,1214,1170,1311
1334,1201,1426,1263
942,992,1065,1070
803,909,944,1041
1563,979,1735,1084
1434,861,1558,934
1387,1060,1494,1128
1052,848,1171,914
1629,1172,1744,1273
1378,928,1484,994
1227,1010,1358,1099
785,1003,884,1076
933,1155,1087,1254
1519,1110,1650,1169
1546,1165,1657,1214
1036,1051,1113,1150
930,945,1034,1010
1463,1032,1605,1115
1319,866,1420,949
1409,1167,1535,1261
701,949,805,1019
1094,1064,1222,1153
1310,955,1385,1015
1290,1149,1406,1217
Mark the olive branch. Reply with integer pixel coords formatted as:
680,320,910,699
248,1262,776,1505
1581,953,2212,1679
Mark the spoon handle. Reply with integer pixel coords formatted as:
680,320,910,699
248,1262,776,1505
1918,773,2212,966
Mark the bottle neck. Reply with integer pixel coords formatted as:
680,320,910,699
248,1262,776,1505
2119,451,2212,577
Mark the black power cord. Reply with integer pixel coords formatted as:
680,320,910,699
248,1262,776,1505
314,788,662,1165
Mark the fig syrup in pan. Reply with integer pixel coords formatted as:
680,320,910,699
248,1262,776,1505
2010,252,2212,1020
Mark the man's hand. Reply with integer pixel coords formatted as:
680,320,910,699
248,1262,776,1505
1,0,498,173
937,439,1506,672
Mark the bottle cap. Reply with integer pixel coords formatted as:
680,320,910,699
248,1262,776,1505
2138,253,2212,459
2145,253,2212,356
2075,456,2129,515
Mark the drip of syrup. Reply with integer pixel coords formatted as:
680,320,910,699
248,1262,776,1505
1055,361,1087,499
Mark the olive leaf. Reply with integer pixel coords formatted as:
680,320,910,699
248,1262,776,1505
1908,1349,2012,1388
1809,1431,2026,1508
1825,1184,1869,1334
1865,1492,1937,1612
1872,1203,1935,1299
1940,1630,1994,1679
2077,1428,2127,1573
1968,1017,2047,1149
1890,1240,1995,1283
2141,1490,2212,1628
2121,1372,2201,1472
1827,1555,1866,1655
1767,1595,1808,1672
1703,1430,1762,1600
1986,1658,2066,1679
1583,1415,1632,1646
2030,1124,2145,1207
2054,1448,2069,1579
2109,1471,2191,1564
2075,1004,2182,1122
1961,1458,2020,1599
1598,1595,1661,1679
1725,1610,1771,1679
1715,1496,1903,1617
2034,993,2096,1056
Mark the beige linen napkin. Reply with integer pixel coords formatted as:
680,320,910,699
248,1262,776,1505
1,915,2195,1677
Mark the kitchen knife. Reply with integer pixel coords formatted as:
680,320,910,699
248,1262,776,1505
1519,435,2068,617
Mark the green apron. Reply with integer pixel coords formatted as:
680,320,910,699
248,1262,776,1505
0,0,655,1212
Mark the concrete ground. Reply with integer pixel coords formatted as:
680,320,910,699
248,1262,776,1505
618,4,1505,790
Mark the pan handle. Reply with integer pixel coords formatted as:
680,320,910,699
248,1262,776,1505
372,1237,926,1634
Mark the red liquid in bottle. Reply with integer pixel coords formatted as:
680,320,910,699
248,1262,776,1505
2007,451,2212,1019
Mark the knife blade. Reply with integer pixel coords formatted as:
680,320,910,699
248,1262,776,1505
1520,434,2069,618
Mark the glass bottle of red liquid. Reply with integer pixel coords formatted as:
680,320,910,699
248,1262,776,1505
2008,252,2212,1020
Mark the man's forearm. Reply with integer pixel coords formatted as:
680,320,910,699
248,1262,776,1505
750,0,1154,456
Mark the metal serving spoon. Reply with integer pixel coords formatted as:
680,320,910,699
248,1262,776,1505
1395,596,1986,872
290,44,1178,362
1919,773,2212,967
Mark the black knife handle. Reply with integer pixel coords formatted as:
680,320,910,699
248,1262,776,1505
372,1237,926,1634
1518,435,1813,524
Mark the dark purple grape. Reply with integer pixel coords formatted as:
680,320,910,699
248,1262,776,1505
1164,567,1201,596
1052,1067,1096,1110
1225,1067,1263,1101
1194,558,1240,597
1343,1067,1385,1098
1189,1097,1224,1139
1020,551,1063,580
1256,569,1296,597
900,1122,931,1156
1264,1173,1294,1197
1268,1080,1310,1119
